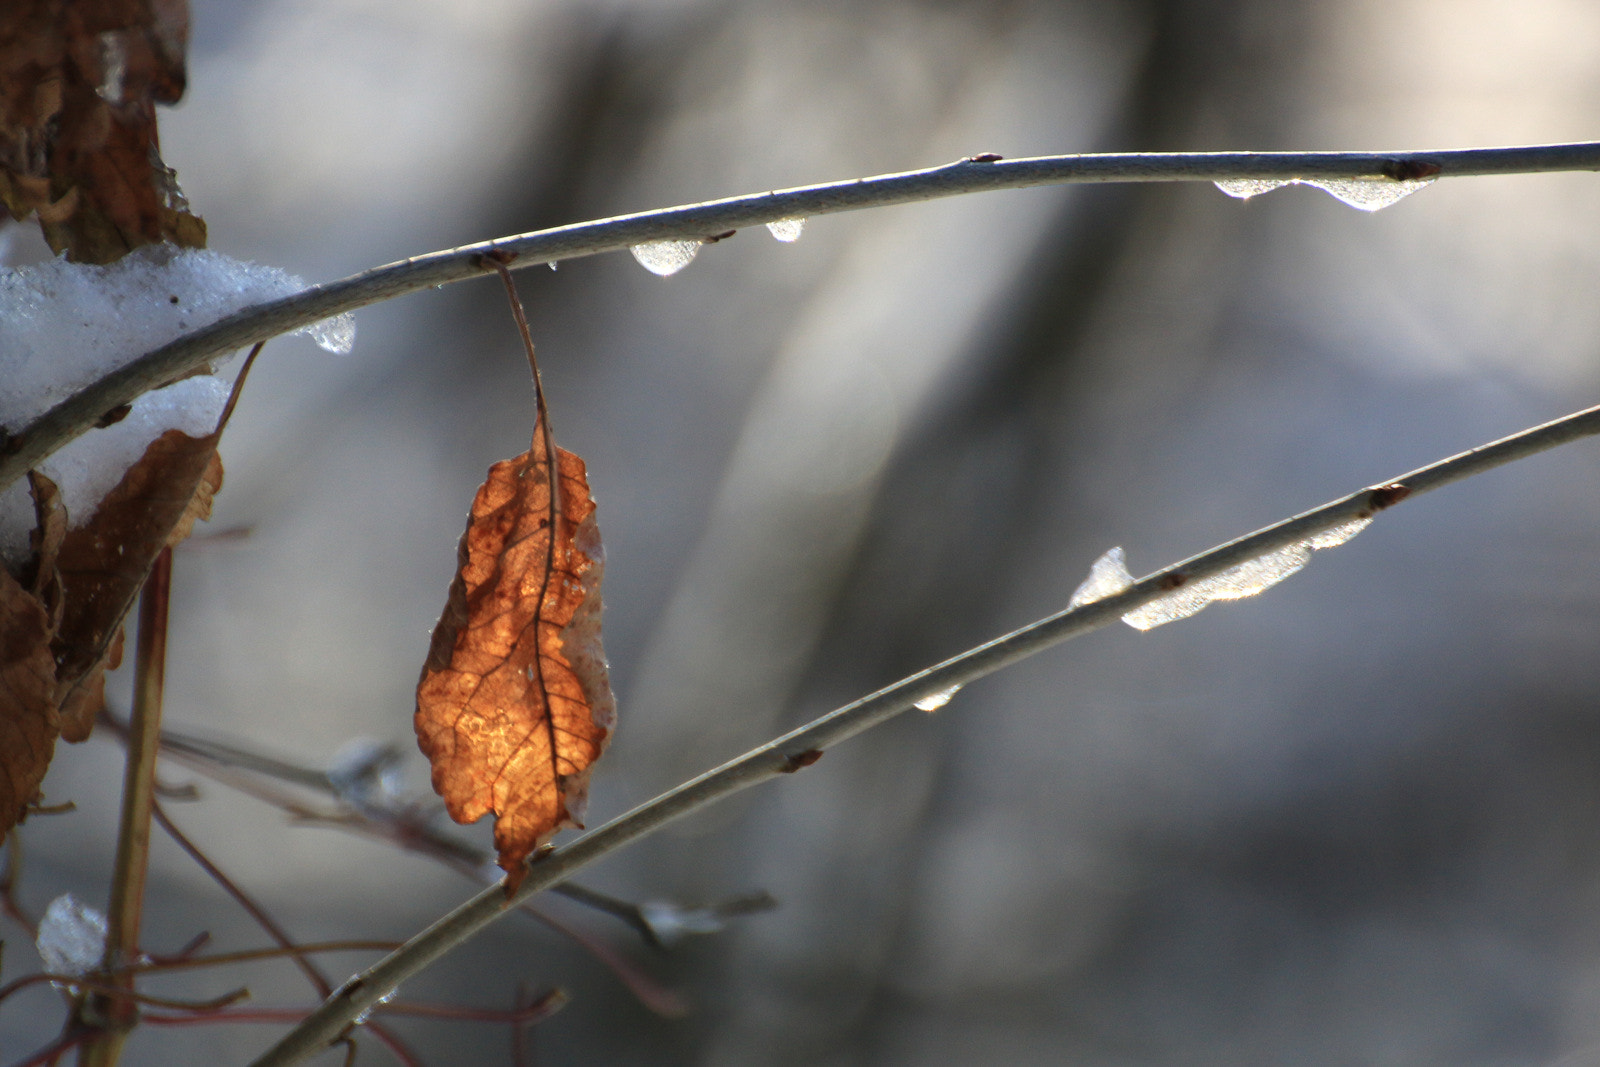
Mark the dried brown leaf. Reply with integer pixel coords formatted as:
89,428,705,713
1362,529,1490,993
164,449,221,547
0,565,59,837
416,428,615,892
21,471,66,628
0,0,203,262
53,426,219,720
58,626,120,743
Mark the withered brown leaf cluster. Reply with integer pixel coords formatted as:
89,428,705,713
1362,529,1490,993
0,430,221,836
416,416,615,894
0,0,204,263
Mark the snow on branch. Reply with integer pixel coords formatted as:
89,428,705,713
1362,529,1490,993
0,247,353,558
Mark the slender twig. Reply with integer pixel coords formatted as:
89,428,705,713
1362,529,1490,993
0,972,247,1013
102,707,763,953
6,140,1600,492
79,547,172,1066
0,942,400,1004
149,802,425,1065
144,930,210,965
0,946,391,1008
151,801,333,997
1,831,36,935
248,400,1600,1066
5,1026,90,1067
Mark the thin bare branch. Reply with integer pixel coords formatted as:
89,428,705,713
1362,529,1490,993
247,400,1600,1066
152,801,333,998
6,140,1600,491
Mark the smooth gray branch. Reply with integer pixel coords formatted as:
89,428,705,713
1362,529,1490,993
248,400,1600,1067
6,140,1600,491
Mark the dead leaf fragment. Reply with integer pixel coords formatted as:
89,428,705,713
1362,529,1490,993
0,565,60,836
0,0,204,262
53,426,221,731
416,431,615,892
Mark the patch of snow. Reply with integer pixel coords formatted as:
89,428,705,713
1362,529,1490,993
0,244,356,563
36,894,107,985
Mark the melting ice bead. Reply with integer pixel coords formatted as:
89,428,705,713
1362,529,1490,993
95,31,128,105
1069,546,1134,608
914,684,962,712
765,218,806,243
302,311,356,354
639,901,731,946
1216,175,1433,213
1308,518,1370,548
1305,177,1433,212
1214,178,1292,200
37,894,107,985
1071,518,1373,632
630,240,701,277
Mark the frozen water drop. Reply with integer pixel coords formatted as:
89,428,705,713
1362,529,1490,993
630,240,701,277
1308,517,1371,548
1214,178,1292,200
1121,584,1212,631
1216,175,1433,213
1305,177,1433,212
639,901,729,946
914,684,962,712
1069,546,1134,608
302,311,356,354
1119,517,1372,631
95,31,127,105
765,217,806,243
547,261,558,271
37,894,107,986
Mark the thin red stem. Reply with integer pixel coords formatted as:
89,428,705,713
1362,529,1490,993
151,801,333,998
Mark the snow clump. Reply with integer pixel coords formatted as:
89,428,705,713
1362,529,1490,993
0,244,355,565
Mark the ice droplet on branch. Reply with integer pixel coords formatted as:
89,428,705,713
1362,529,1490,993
1068,546,1134,609
307,311,356,354
95,31,128,105
1068,519,1371,631
630,239,701,276
1214,178,1291,200
1214,176,1433,212
914,684,962,712
37,894,107,987
765,217,806,242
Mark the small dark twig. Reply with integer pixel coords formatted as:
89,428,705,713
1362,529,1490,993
143,930,211,965
152,800,332,998
1,831,36,935
3,1024,90,1067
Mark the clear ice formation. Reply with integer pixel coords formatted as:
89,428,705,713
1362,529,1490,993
765,218,806,243
37,894,107,984
1214,176,1433,212
914,684,962,712
1069,519,1371,631
630,239,702,276
95,31,127,105
639,901,733,946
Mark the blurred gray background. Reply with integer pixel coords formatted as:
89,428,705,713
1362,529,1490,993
9,0,1600,1063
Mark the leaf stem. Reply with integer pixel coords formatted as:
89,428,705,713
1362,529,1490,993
7,139,1600,492
247,400,1600,1066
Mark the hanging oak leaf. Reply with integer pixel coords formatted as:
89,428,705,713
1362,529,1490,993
416,424,615,894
